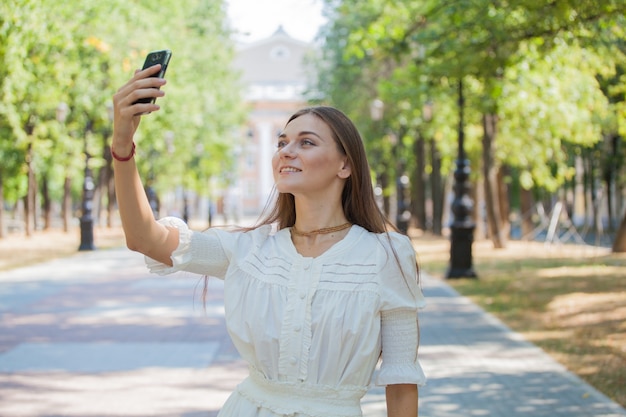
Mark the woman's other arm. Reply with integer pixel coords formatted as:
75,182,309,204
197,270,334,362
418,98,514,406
386,383,418,417
112,64,179,265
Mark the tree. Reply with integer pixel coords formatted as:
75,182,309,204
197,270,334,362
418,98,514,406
0,0,70,235
594,24,626,251
0,0,246,238
316,0,626,249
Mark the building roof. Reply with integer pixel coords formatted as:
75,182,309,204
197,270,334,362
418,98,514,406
233,26,316,85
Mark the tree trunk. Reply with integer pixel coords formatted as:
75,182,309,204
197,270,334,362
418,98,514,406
583,149,593,229
41,175,51,230
497,166,510,240
520,187,534,237
472,178,485,240
62,176,72,232
411,134,426,230
604,156,613,232
605,134,619,230
105,144,115,228
589,155,603,241
380,172,391,220
431,140,443,236
96,160,109,227
482,113,505,249
25,144,35,237
615,135,624,232
0,172,4,238
613,210,626,252
108,169,115,227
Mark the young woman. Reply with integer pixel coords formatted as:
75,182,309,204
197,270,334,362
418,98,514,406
112,64,426,417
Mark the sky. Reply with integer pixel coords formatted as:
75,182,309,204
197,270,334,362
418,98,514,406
226,0,326,43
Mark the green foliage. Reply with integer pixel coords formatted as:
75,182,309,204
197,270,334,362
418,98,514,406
499,39,610,191
0,0,245,206
315,0,626,194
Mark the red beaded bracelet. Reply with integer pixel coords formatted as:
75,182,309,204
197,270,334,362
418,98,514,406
111,142,136,162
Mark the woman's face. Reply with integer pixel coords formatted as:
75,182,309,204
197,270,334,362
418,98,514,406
272,113,350,197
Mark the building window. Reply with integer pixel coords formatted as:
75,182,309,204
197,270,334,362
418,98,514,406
246,152,256,170
270,45,290,61
245,179,257,196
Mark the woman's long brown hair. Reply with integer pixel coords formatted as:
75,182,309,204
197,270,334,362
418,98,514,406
255,106,389,233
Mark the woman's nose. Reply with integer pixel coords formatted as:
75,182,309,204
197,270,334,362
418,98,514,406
279,143,296,157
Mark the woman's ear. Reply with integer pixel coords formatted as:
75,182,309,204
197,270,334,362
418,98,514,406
338,159,352,179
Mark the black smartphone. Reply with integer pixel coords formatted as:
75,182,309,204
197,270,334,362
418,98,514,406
134,49,172,105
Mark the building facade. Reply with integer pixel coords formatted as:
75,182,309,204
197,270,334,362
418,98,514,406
230,27,316,217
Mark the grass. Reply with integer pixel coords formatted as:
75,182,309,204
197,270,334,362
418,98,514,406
0,226,127,272
412,231,626,408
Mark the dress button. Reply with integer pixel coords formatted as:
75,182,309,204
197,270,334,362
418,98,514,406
290,356,298,365
299,292,306,299
294,324,302,332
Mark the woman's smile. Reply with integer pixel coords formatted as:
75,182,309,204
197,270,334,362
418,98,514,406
279,165,302,174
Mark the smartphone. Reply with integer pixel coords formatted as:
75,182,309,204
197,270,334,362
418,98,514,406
133,49,172,105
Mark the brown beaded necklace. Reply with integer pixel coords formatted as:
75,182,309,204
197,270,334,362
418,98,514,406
291,222,351,237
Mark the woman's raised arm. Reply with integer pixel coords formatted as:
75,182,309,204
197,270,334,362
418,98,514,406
111,64,179,265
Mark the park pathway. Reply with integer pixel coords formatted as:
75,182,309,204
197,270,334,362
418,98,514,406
0,246,624,416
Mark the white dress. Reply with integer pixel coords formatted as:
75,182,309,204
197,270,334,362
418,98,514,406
147,218,426,417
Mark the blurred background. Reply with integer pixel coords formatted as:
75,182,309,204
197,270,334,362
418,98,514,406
1,0,625,252
1,0,626,412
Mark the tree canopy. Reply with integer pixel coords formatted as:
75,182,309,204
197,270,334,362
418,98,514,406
0,0,246,214
314,0,626,248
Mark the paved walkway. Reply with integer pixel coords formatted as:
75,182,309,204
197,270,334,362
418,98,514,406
0,246,624,417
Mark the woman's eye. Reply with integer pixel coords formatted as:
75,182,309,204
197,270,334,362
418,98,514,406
276,141,286,148
302,139,315,146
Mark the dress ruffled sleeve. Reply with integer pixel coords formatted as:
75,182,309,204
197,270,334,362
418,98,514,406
375,232,427,387
144,216,231,278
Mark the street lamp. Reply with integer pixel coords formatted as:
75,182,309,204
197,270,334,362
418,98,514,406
370,99,410,234
78,113,96,251
446,79,477,278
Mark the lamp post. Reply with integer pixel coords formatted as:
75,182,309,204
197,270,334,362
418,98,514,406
78,119,96,251
370,99,410,234
446,79,476,278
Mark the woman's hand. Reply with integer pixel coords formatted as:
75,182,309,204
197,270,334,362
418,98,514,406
111,64,166,154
